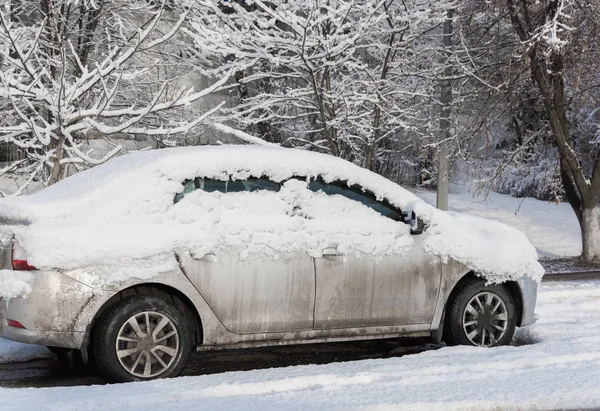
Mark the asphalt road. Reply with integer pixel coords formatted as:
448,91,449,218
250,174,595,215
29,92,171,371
541,271,600,282
1,272,597,389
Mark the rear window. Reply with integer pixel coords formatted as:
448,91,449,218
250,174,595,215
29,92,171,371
174,177,280,203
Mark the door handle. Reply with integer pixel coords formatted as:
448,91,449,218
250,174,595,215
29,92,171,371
192,252,218,262
323,248,341,256
322,248,344,261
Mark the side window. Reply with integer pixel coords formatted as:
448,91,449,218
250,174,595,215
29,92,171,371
308,178,403,221
242,178,281,192
174,177,280,203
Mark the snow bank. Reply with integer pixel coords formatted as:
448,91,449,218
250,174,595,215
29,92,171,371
0,146,543,286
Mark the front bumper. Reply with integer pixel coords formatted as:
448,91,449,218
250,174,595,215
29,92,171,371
518,275,538,327
0,269,96,349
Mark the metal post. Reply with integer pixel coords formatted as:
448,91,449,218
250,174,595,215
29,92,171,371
436,9,453,211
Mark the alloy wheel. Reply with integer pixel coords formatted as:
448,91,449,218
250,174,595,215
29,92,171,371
115,311,180,378
462,292,508,347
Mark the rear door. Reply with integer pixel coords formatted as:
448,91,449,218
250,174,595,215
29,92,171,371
175,176,316,334
307,179,442,329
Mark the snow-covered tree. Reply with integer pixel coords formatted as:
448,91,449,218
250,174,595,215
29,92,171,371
0,0,231,192
459,0,600,261
188,0,452,179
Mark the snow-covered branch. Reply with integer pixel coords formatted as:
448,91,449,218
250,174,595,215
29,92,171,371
0,0,230,189
188,0,453,171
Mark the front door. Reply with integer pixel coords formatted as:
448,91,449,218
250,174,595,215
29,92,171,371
314,236,442,328
303,179,442,329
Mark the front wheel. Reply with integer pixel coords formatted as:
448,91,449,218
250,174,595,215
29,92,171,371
92,295,191,383
444,278,517,347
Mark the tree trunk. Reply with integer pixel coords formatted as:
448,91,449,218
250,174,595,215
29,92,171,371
47,135,65,186
365,145,374,171
560,165,582,225
581,206,600,261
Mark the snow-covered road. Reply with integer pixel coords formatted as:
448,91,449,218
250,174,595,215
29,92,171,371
1,279,599,410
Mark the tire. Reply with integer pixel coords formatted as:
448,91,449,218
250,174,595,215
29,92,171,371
92,295,191,383
444,278,517,347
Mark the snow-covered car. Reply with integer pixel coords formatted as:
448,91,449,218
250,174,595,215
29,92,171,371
0,146,542,383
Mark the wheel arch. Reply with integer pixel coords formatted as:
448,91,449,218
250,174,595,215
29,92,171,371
84,283,203,357
503,280,524,327
443,272,524,332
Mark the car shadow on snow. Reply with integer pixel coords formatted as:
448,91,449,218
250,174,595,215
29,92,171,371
0,335,541,388
0,338,438,388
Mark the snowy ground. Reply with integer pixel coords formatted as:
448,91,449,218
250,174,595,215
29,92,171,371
1,280,599,410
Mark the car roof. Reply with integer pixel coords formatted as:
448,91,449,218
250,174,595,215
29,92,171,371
3,145,421,215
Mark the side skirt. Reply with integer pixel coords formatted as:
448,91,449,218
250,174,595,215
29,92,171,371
197,330,431,352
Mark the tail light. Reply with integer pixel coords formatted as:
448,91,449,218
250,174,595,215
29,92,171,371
11,240,37,271
6,319,26,329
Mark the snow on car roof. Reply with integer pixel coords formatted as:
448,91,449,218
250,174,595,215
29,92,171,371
0,145,544,286
1,145,421,216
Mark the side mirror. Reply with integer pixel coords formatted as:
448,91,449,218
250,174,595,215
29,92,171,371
410,211,427,235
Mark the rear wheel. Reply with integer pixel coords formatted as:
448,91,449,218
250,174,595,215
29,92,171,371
444,278,517,347
92,295,191,383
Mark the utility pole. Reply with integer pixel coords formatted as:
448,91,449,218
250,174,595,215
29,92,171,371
437,8,453,211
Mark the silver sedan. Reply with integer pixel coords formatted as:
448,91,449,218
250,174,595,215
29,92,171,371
0,146,538,383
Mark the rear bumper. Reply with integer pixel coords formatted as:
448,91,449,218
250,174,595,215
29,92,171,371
0,326,85,348
0,269,96,349
518,275,538,327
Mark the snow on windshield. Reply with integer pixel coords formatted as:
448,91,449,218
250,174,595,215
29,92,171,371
0,146,544,287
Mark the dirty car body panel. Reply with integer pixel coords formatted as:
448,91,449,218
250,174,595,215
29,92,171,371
178,250,316,333
314,236,442,329
0,258,537,352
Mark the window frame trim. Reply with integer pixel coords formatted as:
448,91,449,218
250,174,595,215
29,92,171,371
303,176,406,223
